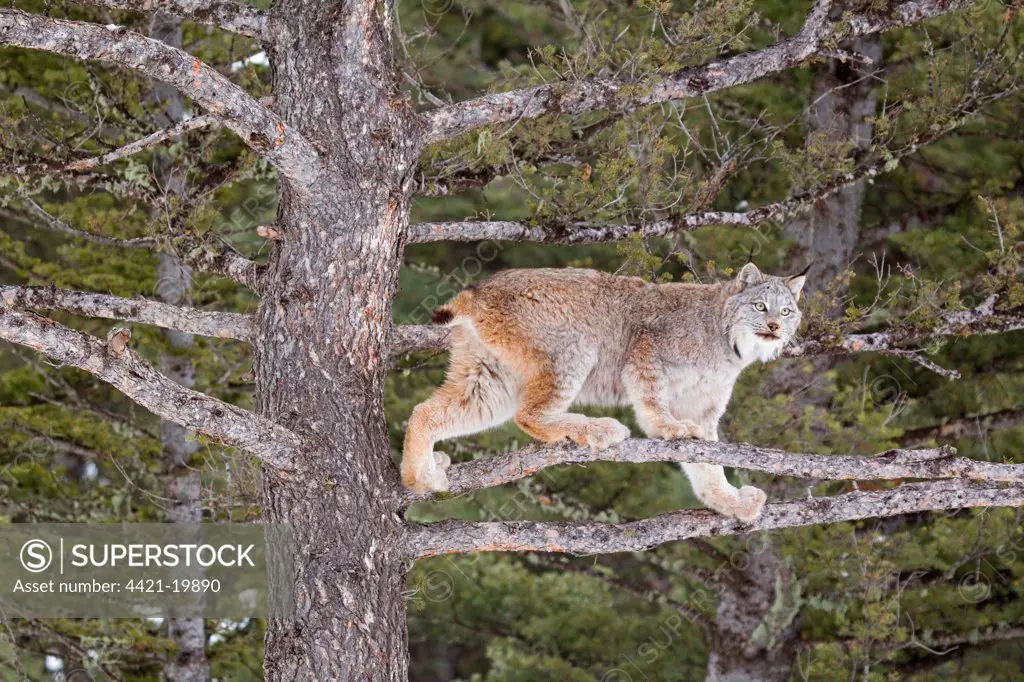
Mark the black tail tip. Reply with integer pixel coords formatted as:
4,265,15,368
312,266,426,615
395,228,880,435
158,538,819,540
432,307,454,325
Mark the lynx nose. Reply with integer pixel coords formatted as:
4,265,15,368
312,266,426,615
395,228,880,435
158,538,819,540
766,321,780,333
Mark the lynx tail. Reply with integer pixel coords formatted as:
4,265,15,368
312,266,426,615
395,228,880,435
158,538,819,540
431,289,475,325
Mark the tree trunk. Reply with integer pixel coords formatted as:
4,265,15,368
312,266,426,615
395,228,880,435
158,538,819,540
705,550,801,682
784,35,883,298
257,1,419,678
151,13,211,682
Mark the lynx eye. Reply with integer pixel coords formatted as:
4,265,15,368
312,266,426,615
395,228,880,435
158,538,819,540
781,307,792,316
754,302,767,312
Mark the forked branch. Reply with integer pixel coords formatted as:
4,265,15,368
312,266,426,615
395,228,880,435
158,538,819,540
0,309,299,468
1,286,253,340
420,0,973,143
407,480,1024,557
0,10,319,185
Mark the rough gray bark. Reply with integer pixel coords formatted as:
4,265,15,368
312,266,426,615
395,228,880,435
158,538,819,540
0,286,252,340
0,0,1013,679
253,1,418,678
407,480,1024,557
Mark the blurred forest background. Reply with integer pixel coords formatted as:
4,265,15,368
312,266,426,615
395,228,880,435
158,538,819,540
1,0,1023,679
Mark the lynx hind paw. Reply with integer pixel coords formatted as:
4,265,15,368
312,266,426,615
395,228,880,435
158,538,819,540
433,451,451,471
659,420,704,440
584,418,630,451
732,486,767,522
402,451,451,493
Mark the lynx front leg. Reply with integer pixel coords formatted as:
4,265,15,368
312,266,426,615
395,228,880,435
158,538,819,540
623,335,704,441
679,424,766,522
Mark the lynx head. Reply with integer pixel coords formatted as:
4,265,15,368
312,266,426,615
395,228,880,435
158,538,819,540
725,263,807,364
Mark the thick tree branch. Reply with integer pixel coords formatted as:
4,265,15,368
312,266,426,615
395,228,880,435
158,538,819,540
0,10,319,185
406,480,1024,558
403,439,1020,502
69,0,270,41
392,295,1024,357
0,309,299,468
0,286,253,340
420,0,972,144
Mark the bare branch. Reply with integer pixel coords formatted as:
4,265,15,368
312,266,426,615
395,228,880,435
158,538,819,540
406,480,1024,558
392,324,449,356
394,295,1024,358
5,199,158,249
67,0,270,41
7,199,265,292
0,10,319,185
1,285,253,340
0,309,299,468
787,295,1024,358
60,113,217,172
420,0,972,143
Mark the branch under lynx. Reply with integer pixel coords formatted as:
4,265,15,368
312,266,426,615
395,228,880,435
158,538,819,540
0,286,253,340
420,0,973,143
401,439,1020,503
0,309,299,468
405,480,1024,558
0,9,318,184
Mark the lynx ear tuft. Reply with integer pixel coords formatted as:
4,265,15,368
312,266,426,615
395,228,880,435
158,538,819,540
784,263,811,300
735,262,764,289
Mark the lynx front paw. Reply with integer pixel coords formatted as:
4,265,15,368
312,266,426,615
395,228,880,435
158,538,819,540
402,451,452,492
655,419,704,440
583,418,630,451
732,485,767,522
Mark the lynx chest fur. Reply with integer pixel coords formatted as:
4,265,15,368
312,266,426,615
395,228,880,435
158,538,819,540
402,263,806,522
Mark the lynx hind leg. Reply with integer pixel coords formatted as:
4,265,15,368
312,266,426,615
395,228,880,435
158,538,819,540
512,348,629,451
681,463,766,522
402,333,517,492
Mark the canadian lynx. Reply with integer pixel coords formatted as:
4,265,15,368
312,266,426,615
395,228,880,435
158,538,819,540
402,262,806,521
